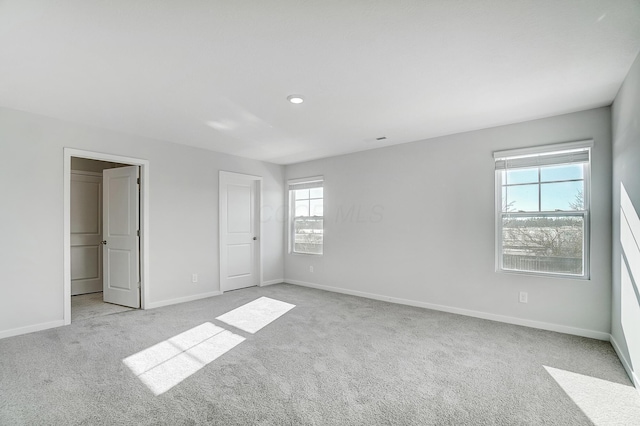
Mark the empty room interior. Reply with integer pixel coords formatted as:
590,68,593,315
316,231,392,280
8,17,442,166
2,1,640,424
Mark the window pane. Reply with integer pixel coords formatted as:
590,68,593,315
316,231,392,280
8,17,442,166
506,167,538,185
295,189,309,200
294,218,323,254
295,200,309,217
541,181,583,211
506,184,539,212
540,164,583,182
501,186,508,212
309,199,323,216
501,215,583,275
309,187,323,199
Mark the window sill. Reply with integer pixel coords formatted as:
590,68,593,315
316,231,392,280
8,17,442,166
497,268,590,281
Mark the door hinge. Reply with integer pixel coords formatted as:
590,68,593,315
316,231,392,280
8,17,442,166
137,230,140,237
137,282,141,289
137,177,140,184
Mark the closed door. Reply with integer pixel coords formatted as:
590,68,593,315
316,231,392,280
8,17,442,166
220,172,261,292
103,166,140,308
70,172,103,295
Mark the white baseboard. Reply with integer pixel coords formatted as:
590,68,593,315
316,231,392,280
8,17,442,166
0,320,66,340
261,279,283,287
146,291,222,309
285,279,610,341
610,334,640,391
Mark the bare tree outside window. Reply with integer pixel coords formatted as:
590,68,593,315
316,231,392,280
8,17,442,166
502,216,583,274
568,189,584,211
294,217,323,254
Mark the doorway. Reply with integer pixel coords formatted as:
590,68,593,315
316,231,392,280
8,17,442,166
63,148,150,325
219,171,262,292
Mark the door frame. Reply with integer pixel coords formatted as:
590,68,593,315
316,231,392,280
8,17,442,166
63,148,150,325
219,171,263,292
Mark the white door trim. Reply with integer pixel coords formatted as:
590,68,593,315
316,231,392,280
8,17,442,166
63,148,150,325
219,171,263,291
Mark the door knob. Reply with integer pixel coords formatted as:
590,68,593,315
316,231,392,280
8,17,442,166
253,237,257,240
101,240,107,245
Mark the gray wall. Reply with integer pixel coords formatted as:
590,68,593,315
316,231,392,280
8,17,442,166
0,107,284,336
285,107,612,338
0,102,618,344
611,52,640,387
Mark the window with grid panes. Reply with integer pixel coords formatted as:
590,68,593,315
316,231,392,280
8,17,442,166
289,178,323,255
494,142,592,278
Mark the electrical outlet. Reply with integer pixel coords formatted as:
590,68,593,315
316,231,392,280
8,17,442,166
519,291,528,303
309,266,314,273
192,273,198,283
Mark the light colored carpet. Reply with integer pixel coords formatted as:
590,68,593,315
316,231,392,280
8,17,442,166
71,292,135,322
1,283,637,425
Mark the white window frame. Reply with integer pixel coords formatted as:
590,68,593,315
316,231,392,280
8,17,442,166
288,176,324,255
494,140,593,279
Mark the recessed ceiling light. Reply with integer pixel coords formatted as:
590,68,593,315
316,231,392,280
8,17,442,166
287,94,304,104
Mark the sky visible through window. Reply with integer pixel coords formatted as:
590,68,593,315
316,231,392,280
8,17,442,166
295,188,324,217
502,164,584,212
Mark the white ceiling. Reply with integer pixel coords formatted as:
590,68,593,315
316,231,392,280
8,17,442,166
1,1,639,165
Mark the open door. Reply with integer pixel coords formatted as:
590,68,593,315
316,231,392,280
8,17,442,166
220,172,261,292
103,166,140,308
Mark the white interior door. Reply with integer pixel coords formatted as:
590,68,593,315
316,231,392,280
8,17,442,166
103,166,140,308
220,172,261,292
70,172,103,295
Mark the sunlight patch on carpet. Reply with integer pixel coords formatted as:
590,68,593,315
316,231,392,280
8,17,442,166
124,322,244,395
544,366,640,425
124,297,295,395
216,296,296,333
